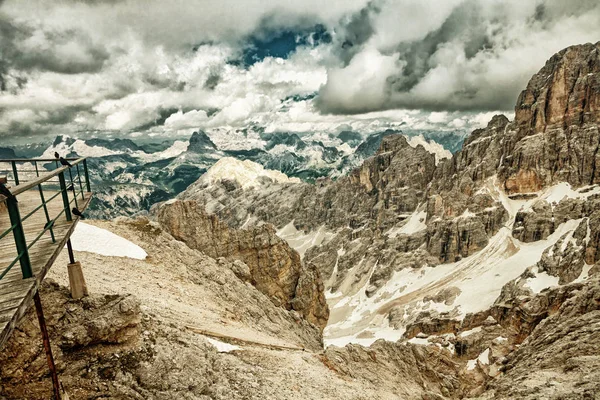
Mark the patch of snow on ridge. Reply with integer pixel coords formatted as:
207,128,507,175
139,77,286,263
136,140,188,162
387,209,427,238
42,138,120,159
467,348,490,371
524,267,560,293
202,157,301,189
541,182,600,204
69,222,147,260
206,337,241,353
459,327,482,337
407,135,452,164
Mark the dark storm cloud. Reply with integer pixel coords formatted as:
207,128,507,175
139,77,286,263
0,8,110,96
203,71,221,90
12,28,109,75
0,11,24,91
390,3,492,92
1,0,599,140
335,3,379,65
317,0,600,114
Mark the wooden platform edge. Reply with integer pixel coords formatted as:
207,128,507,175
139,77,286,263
0,192,93,349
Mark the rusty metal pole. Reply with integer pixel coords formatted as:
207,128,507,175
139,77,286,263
66,239,76,264
33,292,61,400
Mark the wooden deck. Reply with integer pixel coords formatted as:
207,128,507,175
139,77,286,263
0,184,92,347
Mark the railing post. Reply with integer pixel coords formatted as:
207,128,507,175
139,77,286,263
11,161,19,186
33,292,62,400
38,183,56,243
58,171,72,222
83,159,91,192
75,164,84,200
67,168,78,209
6,196,33,279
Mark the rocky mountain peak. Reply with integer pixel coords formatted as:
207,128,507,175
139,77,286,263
187,130,217,153
515,41,600,135
500,42,600,193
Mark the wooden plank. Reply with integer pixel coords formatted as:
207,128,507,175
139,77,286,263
0,305,22,323
0,296,25,312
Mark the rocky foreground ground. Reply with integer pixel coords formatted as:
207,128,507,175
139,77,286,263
0,217,598,399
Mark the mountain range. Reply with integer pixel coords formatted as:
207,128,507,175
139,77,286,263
2,128,459,218
1,42,600,399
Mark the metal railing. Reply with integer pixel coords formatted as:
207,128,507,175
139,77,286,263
0,157,91,281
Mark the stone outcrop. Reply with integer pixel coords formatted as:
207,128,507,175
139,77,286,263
0,281,142,399
348,135,436,225
156,200,329,330
480,279,600,399
322,341,463,398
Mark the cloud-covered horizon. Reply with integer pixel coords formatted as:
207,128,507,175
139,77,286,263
1,0,599,142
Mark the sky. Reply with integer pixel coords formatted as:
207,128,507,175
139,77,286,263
1,0,600,143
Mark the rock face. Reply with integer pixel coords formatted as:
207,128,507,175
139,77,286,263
156,200,329,330
502,42,600,192
348,134,436,222
0,280,394,399
0,281,142,399
481,279,600,399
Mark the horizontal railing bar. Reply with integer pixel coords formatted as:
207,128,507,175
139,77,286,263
1,157,86,198
20,187,66,223
0,223,19,241
26,207,66,251
0,158,79,162
0,169,49,172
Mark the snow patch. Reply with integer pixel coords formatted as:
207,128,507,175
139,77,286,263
137,140,188,162
459,327,482,338
202,157,301,189
574,264,593,283
277,222,334,258
386,209,427,238
323,218,581,348
467,348,490,371
206,337,241,353
407,337,430,345
42,138,120,159
69,222,147,260
524,267,560,294
541,182,600,204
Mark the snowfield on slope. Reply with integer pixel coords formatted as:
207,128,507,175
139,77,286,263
321,180,590,347
68,222,147,260
202,157,302,189
277,222,335,258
